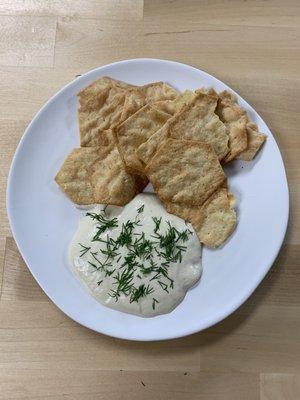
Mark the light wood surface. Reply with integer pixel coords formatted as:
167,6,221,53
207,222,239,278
0,1,299,398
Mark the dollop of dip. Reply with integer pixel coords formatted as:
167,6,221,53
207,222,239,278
69,193,202,317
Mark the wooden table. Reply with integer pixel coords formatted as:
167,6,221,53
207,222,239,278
1,1,299,398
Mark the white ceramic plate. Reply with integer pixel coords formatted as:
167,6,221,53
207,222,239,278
7,59,289,341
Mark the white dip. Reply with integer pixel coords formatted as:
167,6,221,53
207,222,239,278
69,193,202,317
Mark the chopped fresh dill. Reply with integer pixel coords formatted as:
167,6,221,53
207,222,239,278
133,233,153,259
158,280,169,293
105,269,115,277
81,205,193,306
78,243,91,257
88,261,101,271
87,212,118,241
152,216,162,234
103,205,108,214
137,204,144,213
152,221,192,263
115,220,136,247
110,267,135,301
130,284,154,303
152,298,159,310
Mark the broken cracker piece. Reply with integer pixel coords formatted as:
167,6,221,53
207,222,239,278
137,92,229,164
238,124,267,161
216,91,248,162
165,187,236,248
218,90,266,161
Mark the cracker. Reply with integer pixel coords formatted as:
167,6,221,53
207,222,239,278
216,90,267,161
141,82,179,102
115,104,171,174
78,80,177,147
165,187,236,247
120,82,178,121
55,147,105,205
145,139,226,206
120,88,148,122
55,132,147,205
135,124,169,165
216,90,248,162
78,76,136,106
222,116,248,162
196,87,219,98
151,90,196,115
238,124,267,160
167,93,229,159
197,88,267,162
90,147,148,206
79,85,127,146
80,128,116,148
137,92,229,164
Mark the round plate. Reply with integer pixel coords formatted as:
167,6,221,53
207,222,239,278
7,59,289,341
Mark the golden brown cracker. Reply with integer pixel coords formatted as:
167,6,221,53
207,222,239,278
90,147,147,206
217,90,267,161
82,126,116,149
141,82,179,102
55,147,104,205
115,104,171,174
120,88,147,122
55,132,147,206
165,187,236,247
137,92,229,164
145,139,226,206
165,92,229,160
79,85,127,147
222,116,248,162
120,82,178,121
135,124,169,165
78,76,136,106
78,80,178,147
216,91,248,162
151,90,196,115
238,124,267,160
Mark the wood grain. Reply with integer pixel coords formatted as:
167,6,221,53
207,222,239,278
260,374,300,400
0,0,299,398
0,0,143,21
54,17,144,69
0,15,57,67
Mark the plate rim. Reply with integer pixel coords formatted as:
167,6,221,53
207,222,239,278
6,58,290,341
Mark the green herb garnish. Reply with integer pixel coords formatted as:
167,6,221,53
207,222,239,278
152,298,159,310
86,211,118,241
137,204,144,213
80,204,193,306
130,284,154,303
78,243,91,257
152,216,162,234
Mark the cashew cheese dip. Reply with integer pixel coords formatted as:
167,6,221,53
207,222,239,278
69,193,202,317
